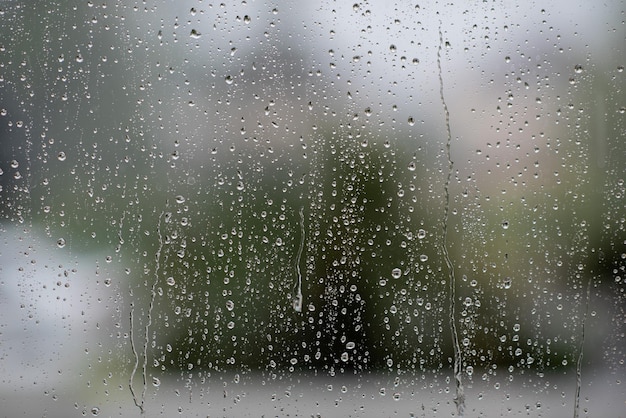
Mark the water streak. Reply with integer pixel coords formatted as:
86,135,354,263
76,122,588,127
438,21,465,417
573,278,591,418
293,207,305,312
128,307,143,414
129,208,166,414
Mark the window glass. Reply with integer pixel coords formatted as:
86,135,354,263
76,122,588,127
1,1,624,416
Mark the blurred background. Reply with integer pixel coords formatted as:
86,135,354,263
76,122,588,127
0,1,624,416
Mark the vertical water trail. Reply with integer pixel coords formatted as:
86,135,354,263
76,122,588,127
293,206,305,312
129,208,166,414
438,21,465,417
128,307,144,414
573,278,591,418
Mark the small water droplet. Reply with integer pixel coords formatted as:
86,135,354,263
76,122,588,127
152,376,161,387
166,276,175,286
407,116,415,126
175,195,186,203
190,29,201,39
391,268,401,279
57,151,66,161
57,238,66,248
407,161,416,171
90,407,100,416
502,220,509,229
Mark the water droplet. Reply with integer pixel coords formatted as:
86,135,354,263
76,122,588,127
90,407,100,416
389,44,397,52
346,341,355,350
407,116,415,126
243,15,251,24
57,151,66,161
166,276,175,286
175,195,186,203
225,75,233,85
152,376,161,387
226,300,234,311
57,238,66,248
574,64,583,74
190,29,201,39
417,229,426,239
502,220,509,229
407,161,416,171
391,268,402,279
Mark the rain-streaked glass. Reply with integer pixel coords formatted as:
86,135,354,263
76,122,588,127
1,1,624,416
